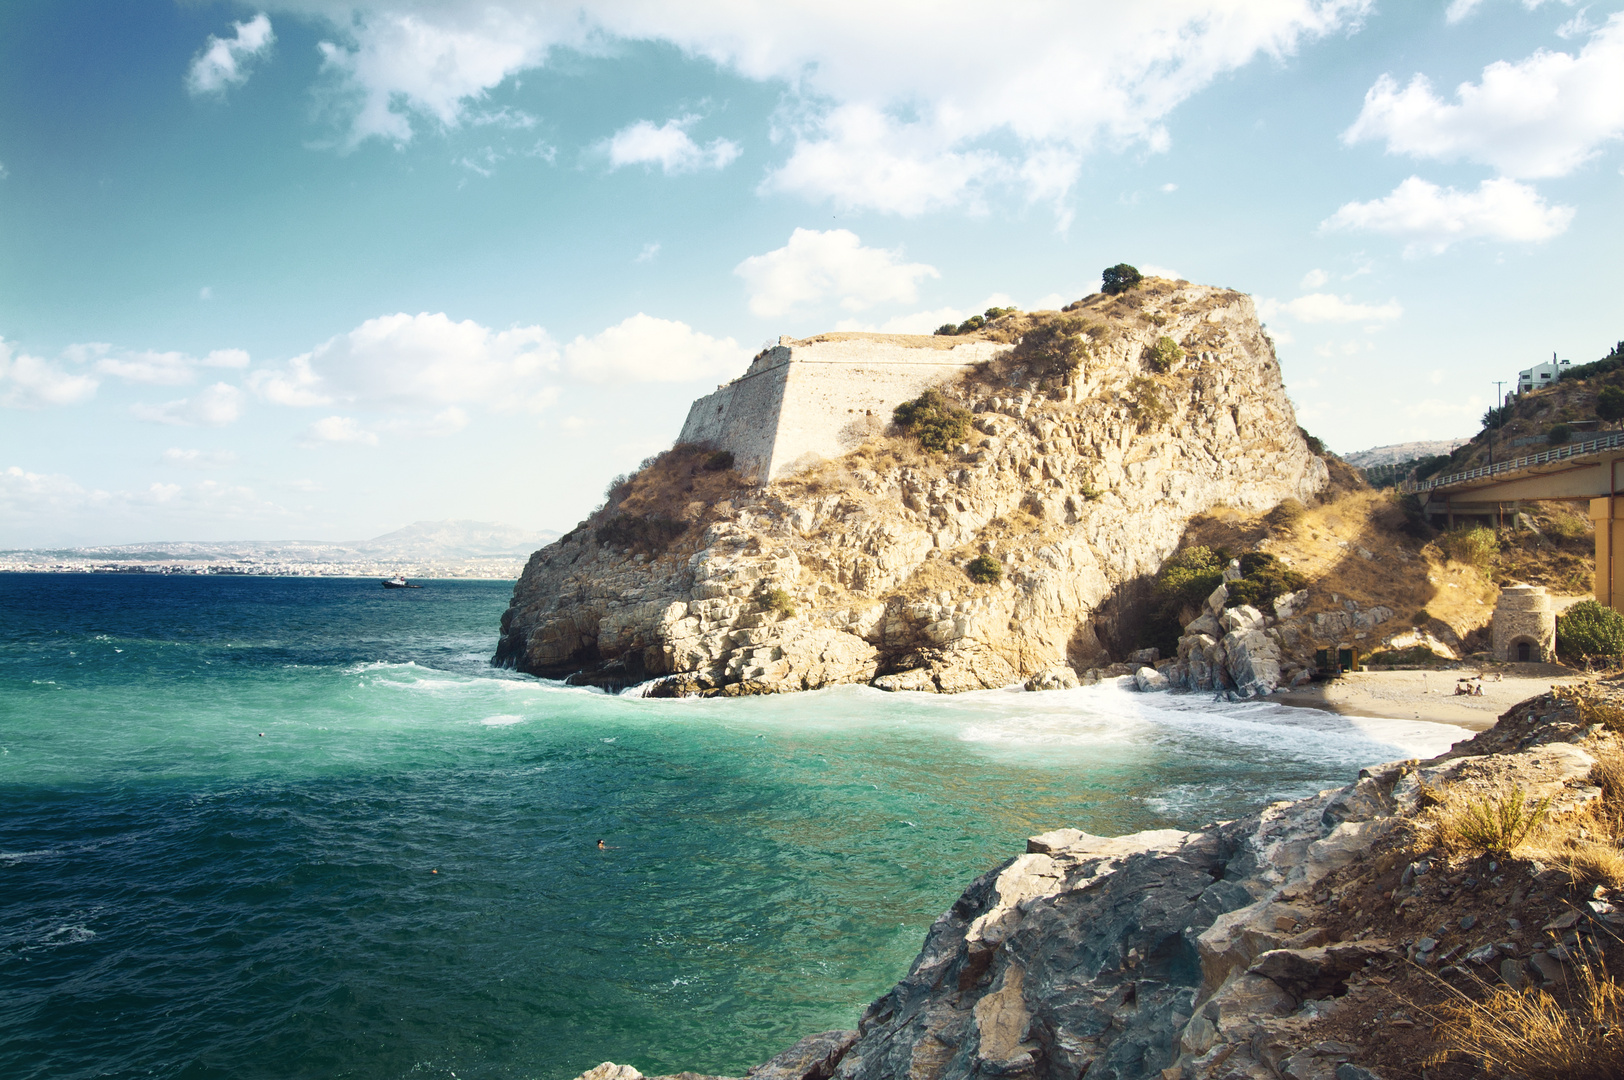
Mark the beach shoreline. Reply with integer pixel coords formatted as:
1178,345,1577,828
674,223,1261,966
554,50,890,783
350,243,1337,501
1270,664,1586,729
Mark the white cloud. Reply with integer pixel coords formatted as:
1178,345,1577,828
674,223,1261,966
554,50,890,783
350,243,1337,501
1139,264,1183,281
378,406,469,436
761,106,1010,216
0,465,102,519
834,307,965,335
200,286,214,301
187,13,276,96
282,1,1370,214
302,415,379,446
313,7,580,146
0,160,9,180
248,355,328,406
131,383,246,427
636,242,661,263
1344,13,1624,179
0,340,99,408
1265,292,1403,323
1446,0,1576,24
1557,8,1598,38
250,312,557,413
0,466,288,536
85,345,250,387
1300,268,1329,289
734,229,939,318
1321,176,1574,255
161,448,239,469
605,116,740,174
564,314,749,383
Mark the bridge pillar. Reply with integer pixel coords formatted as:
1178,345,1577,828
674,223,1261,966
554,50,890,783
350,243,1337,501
1591,497,1624,611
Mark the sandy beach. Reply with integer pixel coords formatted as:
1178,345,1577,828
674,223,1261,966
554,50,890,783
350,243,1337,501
1271,665,1588,730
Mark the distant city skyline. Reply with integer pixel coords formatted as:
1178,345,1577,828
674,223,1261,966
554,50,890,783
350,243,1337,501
3,0,1622,545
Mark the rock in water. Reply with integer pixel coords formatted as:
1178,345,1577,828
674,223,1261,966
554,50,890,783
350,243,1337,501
495,282,1328,695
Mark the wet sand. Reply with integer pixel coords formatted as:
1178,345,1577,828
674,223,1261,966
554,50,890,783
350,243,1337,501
1272,665,1587,730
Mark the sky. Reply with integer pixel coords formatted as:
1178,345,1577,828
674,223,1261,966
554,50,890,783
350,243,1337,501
2,0,1622,545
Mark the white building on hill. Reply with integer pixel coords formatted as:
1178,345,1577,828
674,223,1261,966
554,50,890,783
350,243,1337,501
1518,352,1570,392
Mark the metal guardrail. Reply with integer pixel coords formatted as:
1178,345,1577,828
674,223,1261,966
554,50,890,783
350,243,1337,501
1400,429,1624,493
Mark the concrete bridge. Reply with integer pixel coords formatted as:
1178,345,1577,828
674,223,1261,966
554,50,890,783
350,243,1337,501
1403,429,1624,608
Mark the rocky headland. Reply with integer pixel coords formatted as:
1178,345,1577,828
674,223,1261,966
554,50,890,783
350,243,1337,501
567,689,1624,1080
495,278,1333,694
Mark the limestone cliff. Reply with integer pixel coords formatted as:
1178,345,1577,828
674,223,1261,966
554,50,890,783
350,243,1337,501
494,278,1328,693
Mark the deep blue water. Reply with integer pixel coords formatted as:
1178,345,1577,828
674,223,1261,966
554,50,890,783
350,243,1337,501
0,574,1464,1080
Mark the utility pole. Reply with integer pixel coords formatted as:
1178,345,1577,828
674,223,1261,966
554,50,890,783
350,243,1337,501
1490,380,1507,468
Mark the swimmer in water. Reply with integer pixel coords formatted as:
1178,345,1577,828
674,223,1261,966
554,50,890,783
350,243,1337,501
597,839,606,850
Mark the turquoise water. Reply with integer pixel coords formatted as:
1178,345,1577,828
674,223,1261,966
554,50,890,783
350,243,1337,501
0,574,1464,1080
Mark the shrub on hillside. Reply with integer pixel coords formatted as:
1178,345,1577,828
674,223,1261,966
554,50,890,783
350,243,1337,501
1298,427,1326,456
1557,600,1624,662
1126,377,1171,432
966,553,1002,584
1226,552,1307,610
1429,786,1551,857
595,513,688,555
1599,386,1624,422
1550,424,1573,445
1101,263,1143,295
1145,335,1184,373
933,307,1018,336
1139,546,1228,656
702,450,735,472
1393,492,1436,539
893,389,972,452
760,587,795,618
1438,526,1499,575
1265,498,1305,531
1017,321,1088,379
1414,454,1451,481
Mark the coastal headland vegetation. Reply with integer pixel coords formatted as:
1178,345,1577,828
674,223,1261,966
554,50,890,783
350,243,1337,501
498,268,1606,699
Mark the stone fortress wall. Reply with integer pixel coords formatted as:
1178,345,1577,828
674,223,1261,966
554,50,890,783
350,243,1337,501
678,333,1007,482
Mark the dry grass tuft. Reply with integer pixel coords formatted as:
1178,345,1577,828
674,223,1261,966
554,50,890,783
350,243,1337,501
1562,841,1624,887
1510,739,1624,886
1425,955,1624,1080
1425,785,1550,856
1557,686,1624,734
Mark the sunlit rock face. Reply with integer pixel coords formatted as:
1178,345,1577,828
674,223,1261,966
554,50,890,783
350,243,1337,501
495,280,1328,695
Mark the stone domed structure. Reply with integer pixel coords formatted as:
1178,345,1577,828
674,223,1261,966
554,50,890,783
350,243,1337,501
1491,583,1555,663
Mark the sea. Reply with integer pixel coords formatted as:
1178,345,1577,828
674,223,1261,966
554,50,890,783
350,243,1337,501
0,574,1466,1080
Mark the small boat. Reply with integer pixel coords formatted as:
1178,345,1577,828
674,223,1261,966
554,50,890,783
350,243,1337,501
382,575,422,589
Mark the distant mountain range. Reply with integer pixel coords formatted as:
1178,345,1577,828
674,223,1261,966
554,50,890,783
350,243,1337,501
0,520,560,577
1341,438,1468,469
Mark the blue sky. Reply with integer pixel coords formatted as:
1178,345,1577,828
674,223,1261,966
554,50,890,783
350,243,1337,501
2,0,1622,545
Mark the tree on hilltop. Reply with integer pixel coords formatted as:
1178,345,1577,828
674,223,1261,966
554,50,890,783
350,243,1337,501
1101,264,1143,295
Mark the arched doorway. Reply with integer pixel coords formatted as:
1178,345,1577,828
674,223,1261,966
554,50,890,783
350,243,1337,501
1510,637,1540,662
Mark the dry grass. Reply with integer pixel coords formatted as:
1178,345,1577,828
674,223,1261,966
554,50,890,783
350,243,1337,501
1181,486,1503,646
1424,956,1624,1080
1499,736,1624,886
1425,786,1551,856
1555,685,1624,734
610,442,749,524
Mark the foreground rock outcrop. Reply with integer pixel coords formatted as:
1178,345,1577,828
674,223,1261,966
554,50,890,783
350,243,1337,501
571,692,1624,1080
496,279,1327,693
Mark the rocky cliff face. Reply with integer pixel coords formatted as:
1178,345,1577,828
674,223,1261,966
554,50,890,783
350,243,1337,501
494,279,1328,693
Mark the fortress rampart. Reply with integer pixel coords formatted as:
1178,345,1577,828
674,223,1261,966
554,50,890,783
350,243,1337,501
679,333,1006,481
